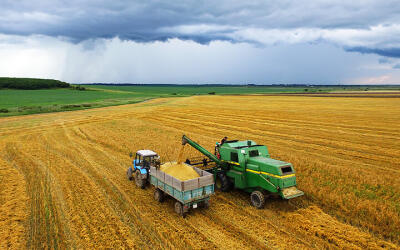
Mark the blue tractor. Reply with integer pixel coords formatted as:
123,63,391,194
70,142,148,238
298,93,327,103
127,150,160,189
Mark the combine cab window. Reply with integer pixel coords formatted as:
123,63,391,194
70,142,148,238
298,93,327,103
281,166,293,175
231,152,238,162
249,150,259,157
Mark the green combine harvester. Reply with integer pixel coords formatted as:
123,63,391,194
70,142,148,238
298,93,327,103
182,135,303,208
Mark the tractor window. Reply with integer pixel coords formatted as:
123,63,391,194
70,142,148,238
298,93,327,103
135,155,142,166
231,152,239,162
249,150,259,157
281,166,293,174
143,157,150,167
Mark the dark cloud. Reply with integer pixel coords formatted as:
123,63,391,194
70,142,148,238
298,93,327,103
346,47,400,58
1,1,400,40
1,1,400,58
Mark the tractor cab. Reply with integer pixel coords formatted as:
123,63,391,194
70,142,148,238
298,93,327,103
127,150,160,189
134,150,159,171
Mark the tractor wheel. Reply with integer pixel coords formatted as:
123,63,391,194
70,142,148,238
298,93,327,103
127,167,133,181
215,173,231,192
250,191,265,209
134,170,146,189
201,200,210,209
154,189,164,203
174,201,186,217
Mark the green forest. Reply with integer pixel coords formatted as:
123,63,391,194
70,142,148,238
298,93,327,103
0,77,70,89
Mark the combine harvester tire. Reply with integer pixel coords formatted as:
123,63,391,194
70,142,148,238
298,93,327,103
250,191,265,209
215,173,231,192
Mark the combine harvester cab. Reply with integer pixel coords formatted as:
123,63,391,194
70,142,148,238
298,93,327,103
182,135,304,209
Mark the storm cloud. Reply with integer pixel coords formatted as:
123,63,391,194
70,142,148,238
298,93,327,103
1,1,400,56
1,1,400,84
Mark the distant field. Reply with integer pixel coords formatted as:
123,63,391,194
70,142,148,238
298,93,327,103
1,84,399,117
84,84,336,95
0,88,149,117
0,89,134,108
85,84,400,95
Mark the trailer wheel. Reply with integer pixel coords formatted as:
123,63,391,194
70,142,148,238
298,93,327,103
215,173,231,192
134,170,146,189
250,191,265,209
201,200,210,209
154,189,164,202
174,202,186,217
127,167,133,181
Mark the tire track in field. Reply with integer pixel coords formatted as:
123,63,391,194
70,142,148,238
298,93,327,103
139,113,400,179
151,113,400,164
70,114,397,248
69,123,298,249
1,95,399,248
60,124,216,249
165,108,400,137
137,113,400,188
71,124,301,249
161,111,400,168
47,125,160,248
69,127,222,249
178,95,400,131
186,209,273,249
164,110,400,150
0,157,28,249
0,98,176,137
144,114,400,169
161,113,400,169
17,132,128,248
213,192,397,249
3,139,68,249
210,193,317,248
13,126,140,249
139,113,400,243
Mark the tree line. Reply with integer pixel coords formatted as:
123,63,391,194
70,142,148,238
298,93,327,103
0,77,70,90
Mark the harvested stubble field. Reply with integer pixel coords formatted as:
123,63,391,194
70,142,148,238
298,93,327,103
0,94,399,249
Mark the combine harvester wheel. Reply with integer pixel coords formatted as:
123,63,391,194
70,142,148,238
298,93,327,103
215,173,231,192
250,191,265,209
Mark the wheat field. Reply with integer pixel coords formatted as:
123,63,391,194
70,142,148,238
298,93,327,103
1,95,399,249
